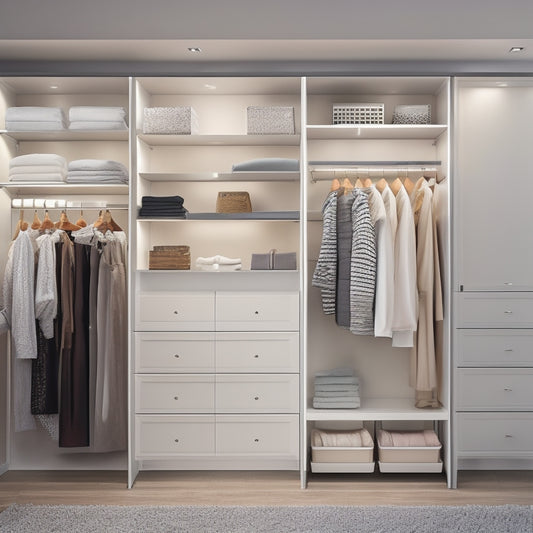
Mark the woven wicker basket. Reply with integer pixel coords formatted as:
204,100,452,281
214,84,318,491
216,191,252,213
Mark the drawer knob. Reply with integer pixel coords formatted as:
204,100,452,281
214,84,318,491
503,388,513,392
253,354,260,359
504,282,513,286
174,396,179,400
504,310,513,314
174,438,180,443
254,438,259,443
174,310,179,315
174,354,180,358
254,311,259,315
254,396,259,400
504,349,514,352
504,434,513,438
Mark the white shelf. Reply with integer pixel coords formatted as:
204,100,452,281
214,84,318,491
139,171,300,182
0,129,129,142
0,182,129,196
137,133,300,147
307,398,449,421
137,211,299,221
306,124,447,140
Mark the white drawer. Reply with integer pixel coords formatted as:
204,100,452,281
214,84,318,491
136,291,215,331
215,332,299,373
456,369,533,410
216,374,299,413
135,332,215,373
135,415,215,458
456,329,533,367
456,413,533,455
456,293,533,328
216,414,299,457
135,375,215,413
216,291,299,331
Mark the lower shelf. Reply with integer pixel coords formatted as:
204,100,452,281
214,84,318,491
378,459,443,473
311,462,375,473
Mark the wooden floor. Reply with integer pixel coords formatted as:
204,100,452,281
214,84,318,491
1,470,532,509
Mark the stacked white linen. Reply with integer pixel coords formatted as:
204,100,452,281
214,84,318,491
313,368,360,409
195,255,242,272
68,106,128,131
5,107,66,131
66,159,129,184
9,153,67,182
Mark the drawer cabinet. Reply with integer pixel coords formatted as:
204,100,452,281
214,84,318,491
136,291,215,331
456,369,533,410
456,330,533,367
135,375,215,413
216,415,299,457
456,413,533,456
215,332,299,373
216,291,299,331
216,374,299,414
135,332,215,373
135,415,216,458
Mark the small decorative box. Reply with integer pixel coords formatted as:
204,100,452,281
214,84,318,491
333,103,385,125
247,106,295,135
143,107,199,134
392,104,431,124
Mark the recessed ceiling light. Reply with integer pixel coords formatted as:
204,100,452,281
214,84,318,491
509,47,525,53
49,85,59,89
188,47,202,53
497,82,508,87
204,84,217,90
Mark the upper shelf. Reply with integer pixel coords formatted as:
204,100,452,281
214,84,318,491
306,124,447,140
0,130,129,142
137,133,300,147
0,182,129,196
139,171,300,182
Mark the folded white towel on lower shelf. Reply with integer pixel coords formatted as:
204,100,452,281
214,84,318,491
68,159,128,172
312,399,361,409
68,106,127,123
68,120,127,131
5,120,66,131
196,255,242,265
9,173,66,182
6,106,65,122
9,153,67,169
196,264,242,272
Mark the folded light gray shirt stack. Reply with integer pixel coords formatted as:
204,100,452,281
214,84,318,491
313,368,360,409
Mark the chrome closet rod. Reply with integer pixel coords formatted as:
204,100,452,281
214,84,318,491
10,198,129,210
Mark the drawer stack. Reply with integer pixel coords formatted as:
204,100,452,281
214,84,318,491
455,293,533,467
134,290,300,469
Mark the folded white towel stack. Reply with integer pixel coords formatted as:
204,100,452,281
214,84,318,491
313,368,360,409
68,106,128,131
5,107,66,131
9,153,67,182
67,159,129,184
195,255,242,271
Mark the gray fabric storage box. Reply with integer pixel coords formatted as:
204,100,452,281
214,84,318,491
143,107,199,134
273,252,297,270
247,106,295,135
251,251,273,270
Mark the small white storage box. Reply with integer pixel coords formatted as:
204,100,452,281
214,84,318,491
143,106,199,134
247,106,295,134
312,445,373,464
333,103,384,125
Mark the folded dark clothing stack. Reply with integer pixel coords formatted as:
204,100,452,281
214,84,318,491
139,195,188,218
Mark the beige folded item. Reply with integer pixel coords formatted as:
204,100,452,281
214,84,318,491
311,427,373,448
377,428,440,448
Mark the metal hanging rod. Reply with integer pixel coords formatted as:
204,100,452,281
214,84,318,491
309,160,442,168
11,198,128,210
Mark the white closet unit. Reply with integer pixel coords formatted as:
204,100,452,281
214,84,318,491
129,77,302,487
0,76,130,474
453,77,533,480
302,77,451,487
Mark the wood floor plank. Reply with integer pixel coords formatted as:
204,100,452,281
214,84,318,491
0,470,532,510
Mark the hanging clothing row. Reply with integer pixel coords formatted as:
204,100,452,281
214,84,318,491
312,175,444,408
0,210,128,451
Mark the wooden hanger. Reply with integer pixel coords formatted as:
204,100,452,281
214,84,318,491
103,209,122,231
75,209,87,228
403,177,415,195
55,210,81,231
12,209,29,240
363,178,373,187
330,178,341,192
40,210,55,231
376,178,388,193
31,210,42,230
354,178,364,188
93,210,108,232
390,178,403,196
342,178,354,195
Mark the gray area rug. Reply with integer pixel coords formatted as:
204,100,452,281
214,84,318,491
0,504,531,533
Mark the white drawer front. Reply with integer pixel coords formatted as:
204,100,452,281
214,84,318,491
136,291,215,331
456,329,533,367
135,332,215,373
216,374,299,413
135,415,215,458
456,369,533,410
457,293,533,328
135,375,215,413
216,332,299,373
216,291,299,331
216,414,299,457
456,413,533,455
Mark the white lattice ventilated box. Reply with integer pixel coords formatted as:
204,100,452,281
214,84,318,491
247,106,295,134
332,103,385,125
